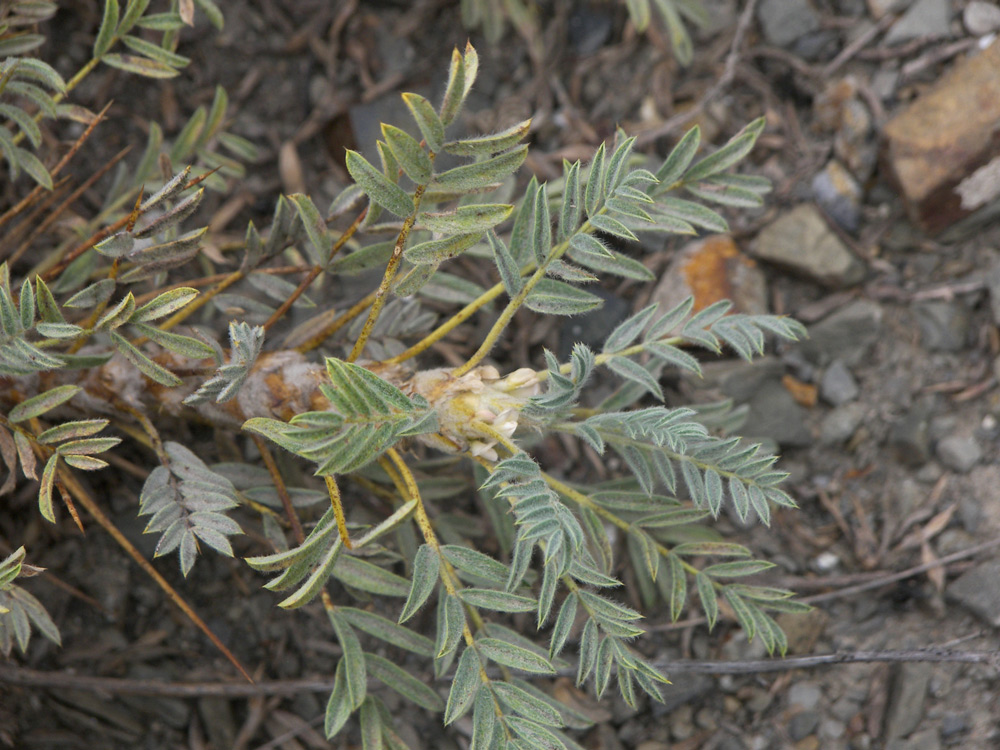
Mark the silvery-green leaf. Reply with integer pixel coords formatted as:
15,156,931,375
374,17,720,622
131,323,215,358
530,183,551,264
459,588,536,613
289,193,332,265
524,278,602,316
491,682,563,726
95,293,135,330
345,150,414,218
487,229,522,297
328,611,367,709
130,287,198,322
418,204,512,234
605,356,663,400
38,454,58,522
8,385,80,423
683,117,765,183
432,145,526,191
654,125,700,187
399,544,439,623
121,34,190,68
603,304,657,353
549,594,577,659
584,141,606,217
324,666,351,738
443,647,479,724
64,279,115,309
588,213,638,242
102,53,179,78
653,197,727,232
402,92,444,152
366,653,444,711
477,638,555,674
405,232,482,265
435,592,464,658
443,118,530,156
109,330,182,386
341,607,433,656
381,123,432,183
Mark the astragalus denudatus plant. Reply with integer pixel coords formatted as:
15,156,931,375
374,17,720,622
1,30,808,747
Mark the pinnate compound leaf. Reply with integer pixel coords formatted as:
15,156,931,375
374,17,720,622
345,150,414,218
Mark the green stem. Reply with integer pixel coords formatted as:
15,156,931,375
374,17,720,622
453,220,593,377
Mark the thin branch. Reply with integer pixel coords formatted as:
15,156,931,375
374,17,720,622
3,646,995,699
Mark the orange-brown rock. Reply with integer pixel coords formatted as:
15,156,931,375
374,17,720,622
883,39,1000,234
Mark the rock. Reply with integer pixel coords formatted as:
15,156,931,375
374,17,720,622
890,400,933,465
798,300,883,367
963,1,1000,35
716,357,786,402
659,675,714,713
812,161,862,232
558,289,630,359
985,258,1000,325
866,0,912,20
883,39,1000,235
650,235,768,319
884,0,951,44
940,712,970,739
669,704,695,741
947,560,1000,626
754,205,865,288
568,5,614,56
819,718,846,740
836,98,877,180
913,301,971,351
887,728,942,750
756,0,821,47
788,710,821,740
935,434,983,472
788,682,823,711
820,402,866,445
734,379,813,447
884,662,931,739
820,360,859,405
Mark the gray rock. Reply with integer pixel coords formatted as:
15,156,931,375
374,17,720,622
964,1,1000,34
787,681,823,710
558,289,630,359
798,299,883,367
821,359,859,404
914,301,971,352
568,5,614,56
718,357,786,402
946,560,1000,626
885,0,951,44
820,402,866,444
812,161,862,232
935,434,982,472
754,204,865,288
659,675,714,713
740,380,813,447
884,662,932,739
940,712,970,739
986,259,1000,325
757,0,821,47
889,401,933,466
788,710,821,740
819,718,846,740
888,729,941,750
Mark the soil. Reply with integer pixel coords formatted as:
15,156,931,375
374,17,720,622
2,1,1000,749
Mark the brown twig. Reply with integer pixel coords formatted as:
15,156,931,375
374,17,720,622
3,645,994,698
